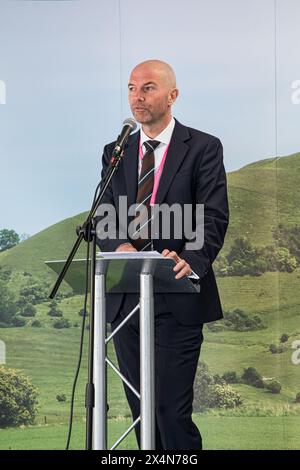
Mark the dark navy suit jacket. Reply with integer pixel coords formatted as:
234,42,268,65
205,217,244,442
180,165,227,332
96,119,229,325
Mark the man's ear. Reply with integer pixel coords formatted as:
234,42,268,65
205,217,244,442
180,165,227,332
169,88,179,105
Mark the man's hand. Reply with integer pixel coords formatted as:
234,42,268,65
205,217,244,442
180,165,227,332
162,249,192,279
115,243,137,253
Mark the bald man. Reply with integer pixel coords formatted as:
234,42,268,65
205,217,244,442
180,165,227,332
96,60,229,450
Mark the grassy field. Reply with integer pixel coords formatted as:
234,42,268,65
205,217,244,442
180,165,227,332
0,269,300,449
0,416,299,450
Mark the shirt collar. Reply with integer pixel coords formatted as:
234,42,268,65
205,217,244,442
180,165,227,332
140,117,175,148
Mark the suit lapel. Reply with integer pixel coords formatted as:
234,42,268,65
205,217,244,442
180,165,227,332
122,120,191,206
123,130,140,207
155,120,190,204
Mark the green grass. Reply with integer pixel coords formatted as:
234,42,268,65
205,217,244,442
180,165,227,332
0,326,131,424
0,416,299,450
0,268,300,432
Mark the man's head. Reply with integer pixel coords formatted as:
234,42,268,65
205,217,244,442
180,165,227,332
128,60,179,132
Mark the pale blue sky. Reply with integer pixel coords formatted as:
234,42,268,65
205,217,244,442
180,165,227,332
0,0,299,235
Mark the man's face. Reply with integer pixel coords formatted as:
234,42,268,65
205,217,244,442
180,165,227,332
128,65,173,126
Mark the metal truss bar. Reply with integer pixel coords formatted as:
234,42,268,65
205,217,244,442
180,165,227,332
106,303,140,345
106,357,140,400
110,416,141,450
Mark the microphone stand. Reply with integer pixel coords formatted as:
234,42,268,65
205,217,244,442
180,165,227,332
49,151,124,450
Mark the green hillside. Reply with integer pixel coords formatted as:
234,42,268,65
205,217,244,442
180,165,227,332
226,151,300,249
0,212,89,281
0,152,299,275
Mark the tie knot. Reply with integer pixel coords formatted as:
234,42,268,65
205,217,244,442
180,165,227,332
144,140,160,153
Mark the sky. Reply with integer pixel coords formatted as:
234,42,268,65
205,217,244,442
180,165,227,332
0,0,299,235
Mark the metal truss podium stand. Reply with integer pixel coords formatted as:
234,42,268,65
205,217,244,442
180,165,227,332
46,252,199,450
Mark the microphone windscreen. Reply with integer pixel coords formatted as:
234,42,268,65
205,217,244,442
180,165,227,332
123,117,137,132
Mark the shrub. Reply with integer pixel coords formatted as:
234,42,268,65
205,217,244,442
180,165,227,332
206,384,243,408
20,304,36,317
273,224,300,263
269,343,284,354
10,316,26,327
193,362,242,411
280,333,289,343
213,374,226,385
241,367,264,388
0,366,38,427
222,370,240,384
295,392,300,404
47,307,63,317
224,309,265,331
19,280,50,305
213,254,229,277
53,318,71,329
260,245,297,273
79,309,89,317
56,394,66,402
206,321,225,332
31,320,41,328
47,300,63,317
48,310,63,318
265,380,281,394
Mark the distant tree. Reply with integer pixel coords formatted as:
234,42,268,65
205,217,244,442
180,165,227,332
227,237,258,265
0,229,20,252
19,279,50,305
295,392,300,404
226,237,267,276
222,371,240,384
241,367,264,388
273,224,300,263
31,320,42,328
0,366,38,427
0,280,17,325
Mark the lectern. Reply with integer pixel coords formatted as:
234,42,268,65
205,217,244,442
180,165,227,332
46,251,200,450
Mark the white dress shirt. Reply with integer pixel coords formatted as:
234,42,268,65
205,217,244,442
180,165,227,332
139,116,175,178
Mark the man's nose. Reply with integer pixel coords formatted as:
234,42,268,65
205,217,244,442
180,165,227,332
136,90,145,101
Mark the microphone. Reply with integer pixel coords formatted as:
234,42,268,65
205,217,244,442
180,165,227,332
112,118,137,158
